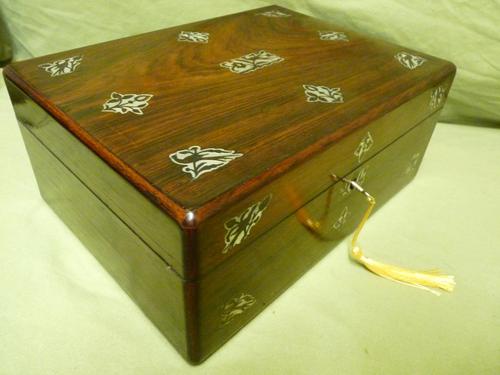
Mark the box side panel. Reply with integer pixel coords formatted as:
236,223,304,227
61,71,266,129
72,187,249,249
196,111,440,362
19,126,189,359
5,79,185,276
197,76,454,276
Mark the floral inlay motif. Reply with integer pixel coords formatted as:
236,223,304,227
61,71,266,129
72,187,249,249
405,152,421,175
223,195,272,253
102,92,153,115
38,56,83,77
220,293,257,326
169,146,242,180
258,10,291,17
430,86,447,110
354,132,374,163
303,84,344,103
395,51,427,70
318,31,349,41
332,206,350,231
220,50,284,74
177,31,209,43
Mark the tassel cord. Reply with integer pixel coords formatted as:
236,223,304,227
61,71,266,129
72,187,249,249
345,178,456,295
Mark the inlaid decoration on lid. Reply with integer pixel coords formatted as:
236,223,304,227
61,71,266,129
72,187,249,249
38,55,83,77
332,206,350,231
257,9,291,17
395,51,427,70
318,31,349,41
354,132,374,163
430,86,447,110
220,50,284,74
220,293,257,326
303,84,344,103
342,167,368,196
169,146,243,180
177,31,210,44
405,152,421,175
223,195,272,254
102,92,153,115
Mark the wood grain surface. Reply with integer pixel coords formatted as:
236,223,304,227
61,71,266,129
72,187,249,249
14,104,441,363
196,111,440,362
3,5,455,225
194,80,453,277
6,79,186,275
19,125,189,359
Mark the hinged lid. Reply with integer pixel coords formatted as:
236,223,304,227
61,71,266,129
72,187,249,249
4,5,455,275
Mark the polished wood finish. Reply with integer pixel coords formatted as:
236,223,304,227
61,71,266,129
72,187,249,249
6,74,453,278
6,80,185,275
197,112,439,360
3,4,455,278
3,5,454,221
196,80,453,276
19,125,188,358
4,4,456,365
12,91,441,363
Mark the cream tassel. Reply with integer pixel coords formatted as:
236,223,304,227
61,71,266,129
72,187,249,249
346,179,456,296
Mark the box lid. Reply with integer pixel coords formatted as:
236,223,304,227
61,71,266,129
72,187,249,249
4,5,454,231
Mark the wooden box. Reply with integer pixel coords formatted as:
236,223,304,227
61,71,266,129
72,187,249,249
3,5,455,364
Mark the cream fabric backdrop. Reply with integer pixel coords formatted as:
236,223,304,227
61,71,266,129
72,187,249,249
1,1,499,374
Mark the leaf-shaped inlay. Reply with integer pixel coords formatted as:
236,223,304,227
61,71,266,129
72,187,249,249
169,146,243,179
102,92,153,115
177,31,209,43
318,31,349,41
220,50,284,74
354,132,374,163
405,152,421,175
220,293,257,326
257,10,291,17
395,51,427,70
223,195,272,253
303,84,344,103
38,55,83,77
430,86,447,109
332,206,350,230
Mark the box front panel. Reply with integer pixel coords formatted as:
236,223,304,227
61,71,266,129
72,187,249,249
19,125,189,359
196,78,453,277
196,111,440,361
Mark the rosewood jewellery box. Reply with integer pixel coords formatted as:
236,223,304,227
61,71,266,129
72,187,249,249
4,5,455,364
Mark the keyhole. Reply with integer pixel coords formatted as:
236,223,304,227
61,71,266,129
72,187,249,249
346,174,361,192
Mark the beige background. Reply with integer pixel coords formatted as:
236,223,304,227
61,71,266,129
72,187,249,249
1,1,499,374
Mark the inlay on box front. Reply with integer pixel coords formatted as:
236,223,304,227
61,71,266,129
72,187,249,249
4,5,455,364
